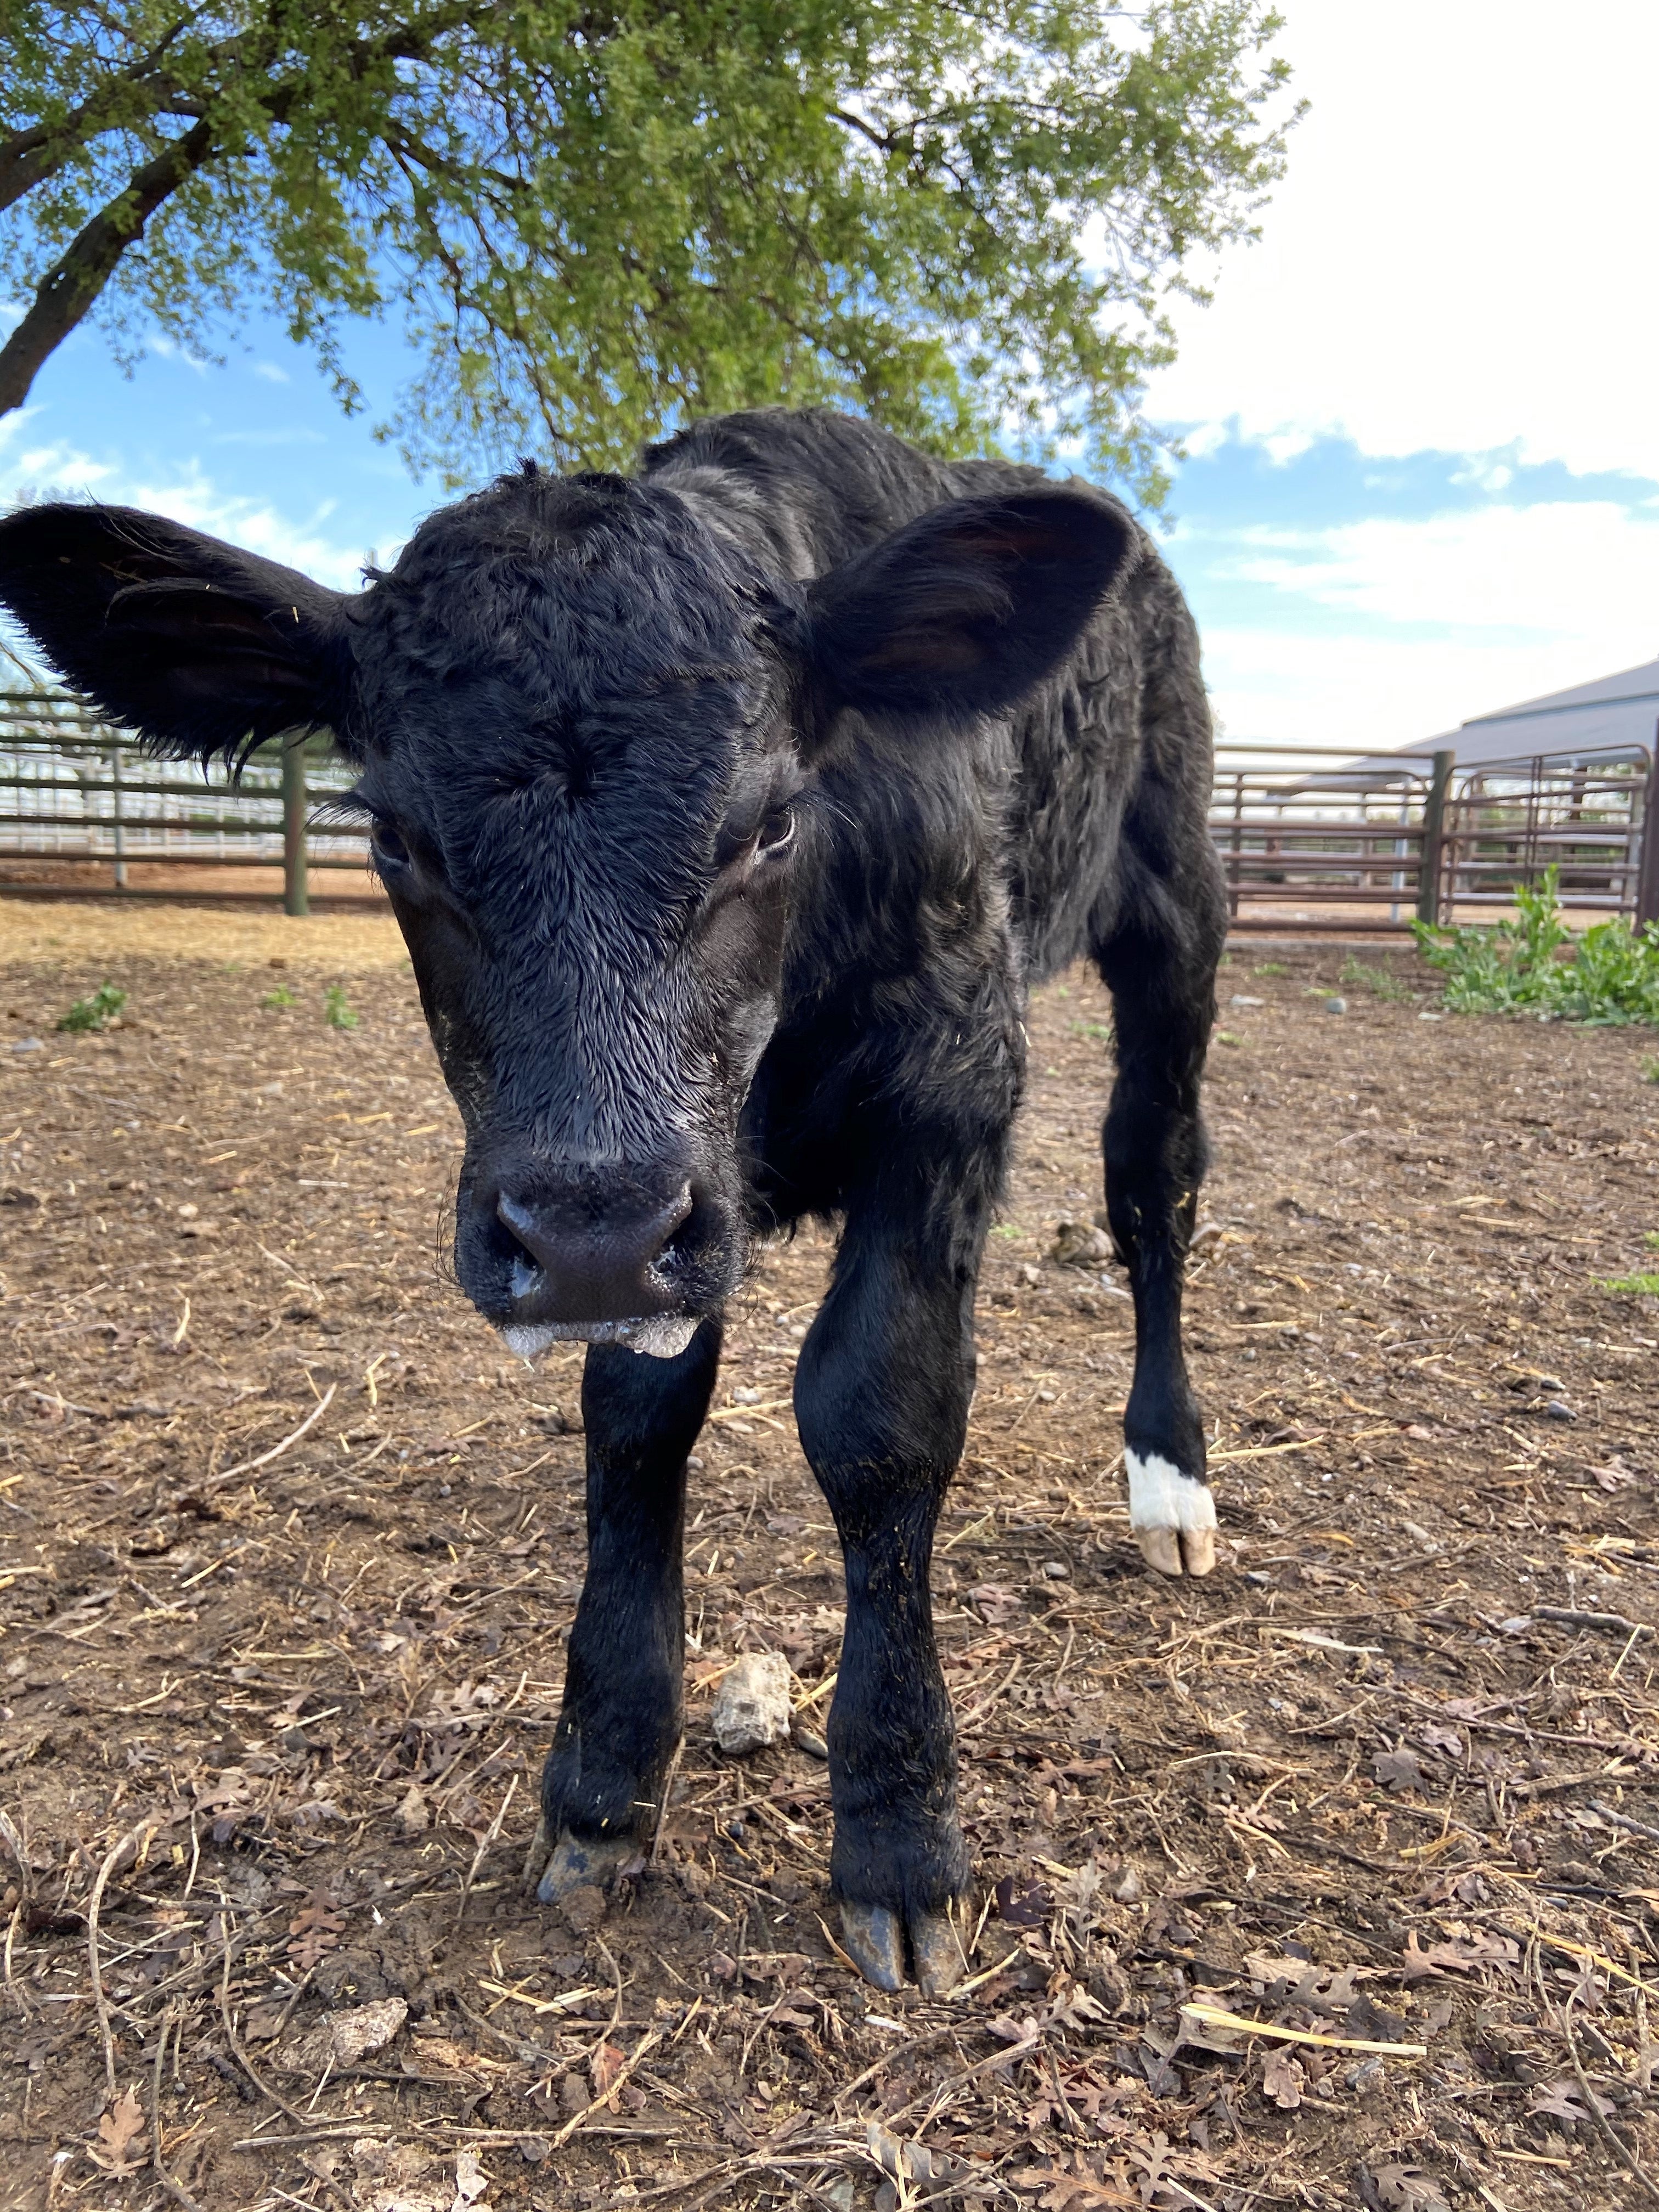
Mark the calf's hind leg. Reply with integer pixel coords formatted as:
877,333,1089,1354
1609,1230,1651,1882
525,1321,719,1900
1096,904,1224,1577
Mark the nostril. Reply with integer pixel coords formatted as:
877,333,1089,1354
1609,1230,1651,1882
495,1191,544,1262
494,1193,548,1296
649,1181,695,1271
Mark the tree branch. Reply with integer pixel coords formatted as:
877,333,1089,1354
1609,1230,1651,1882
0,10,204,217
0,1,488,218
0,116,215,415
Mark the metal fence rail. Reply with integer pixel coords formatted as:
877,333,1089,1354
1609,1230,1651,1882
1440,749,1654,916
0,689,367,913
2,687,1656,930
1211,738,1656,931
1212,743,1447,924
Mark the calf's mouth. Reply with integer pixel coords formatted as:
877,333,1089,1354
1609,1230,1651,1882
500,1314,702,1362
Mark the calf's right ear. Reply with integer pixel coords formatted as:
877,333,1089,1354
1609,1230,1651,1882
0,503,353,764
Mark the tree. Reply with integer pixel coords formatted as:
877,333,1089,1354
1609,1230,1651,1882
0,3,1296,501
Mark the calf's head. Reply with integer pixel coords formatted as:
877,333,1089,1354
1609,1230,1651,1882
0,464,1131,1357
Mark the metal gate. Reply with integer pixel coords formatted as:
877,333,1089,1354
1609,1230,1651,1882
1211,740,1656,932
3,682,1655,931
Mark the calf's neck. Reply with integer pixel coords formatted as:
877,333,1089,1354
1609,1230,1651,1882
0,407,1228,1994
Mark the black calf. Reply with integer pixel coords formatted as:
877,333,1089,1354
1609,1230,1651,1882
0,406,1227,1994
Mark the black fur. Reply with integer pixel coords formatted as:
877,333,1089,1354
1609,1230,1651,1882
0,409,1227,1956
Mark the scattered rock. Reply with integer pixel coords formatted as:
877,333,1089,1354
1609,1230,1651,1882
712,1651,792,1754
1544,1399,1576,1422
1323,995,1347,1014
1049,1218,1111,1268
558,1884,608,1936
329,1996,408,2066
276,1995,407,2073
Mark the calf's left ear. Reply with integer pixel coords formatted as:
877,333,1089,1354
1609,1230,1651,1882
803,484,1136,727
0,502,353,765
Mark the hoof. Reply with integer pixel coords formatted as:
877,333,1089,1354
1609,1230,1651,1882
1126,1448,1217,1578
525,1821,637,1906
910,1908,967,1999
839,1901,905,1993
838,1901,968,1996
522,1813,552,1891
1135,1523,1216,1577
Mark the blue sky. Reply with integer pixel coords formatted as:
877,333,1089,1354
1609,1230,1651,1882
4,0,1657,752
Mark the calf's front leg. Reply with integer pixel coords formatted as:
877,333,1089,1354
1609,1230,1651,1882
525,1319,719,1900
794,1199,982,1996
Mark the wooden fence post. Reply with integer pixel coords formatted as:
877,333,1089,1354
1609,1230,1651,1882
281,737,309,917
1637,730,1659,930
1416,749,1455,927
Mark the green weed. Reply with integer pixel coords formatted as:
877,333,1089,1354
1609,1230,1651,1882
1601,1273,1659,1296
323,984,359,1031
262,986,297,1009
1340,955,1413,1003
57,983,126,1032
1069,1019,1113,1042
1414,868,1659,1026
1253,962,1289,977
1644,1055,1659,1083
1645,1232,1659,1250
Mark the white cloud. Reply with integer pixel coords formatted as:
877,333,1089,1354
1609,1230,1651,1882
1189,496,1659,746
252,360,291,384
2,427,374,589
1200,624,1617,749
145,333,211,377
1152,0,1659,479
123,468,368,587
1197,499,1659,644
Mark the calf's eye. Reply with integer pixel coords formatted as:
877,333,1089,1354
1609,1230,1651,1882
371,821,410,871
758,805,795,856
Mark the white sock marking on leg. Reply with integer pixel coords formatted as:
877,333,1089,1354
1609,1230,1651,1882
1125,1447,1216,1533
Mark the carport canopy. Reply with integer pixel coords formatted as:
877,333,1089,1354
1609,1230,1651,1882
1348,654,1659,779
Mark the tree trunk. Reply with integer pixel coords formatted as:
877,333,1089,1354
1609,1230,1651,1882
0,119,215,416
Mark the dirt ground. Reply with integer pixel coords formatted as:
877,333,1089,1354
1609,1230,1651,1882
2,899,1657,2212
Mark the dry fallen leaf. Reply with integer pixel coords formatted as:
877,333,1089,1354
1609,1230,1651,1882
88,2086,148,2176
1369,2162,1451,2212
1526,2077,1614,2124
1401,1928,1520,1983
286,1888,347,1971
1261,2047,1305,2109
590,2040,627,2104
451,2147,489,2210
1373,1748,1425,1793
